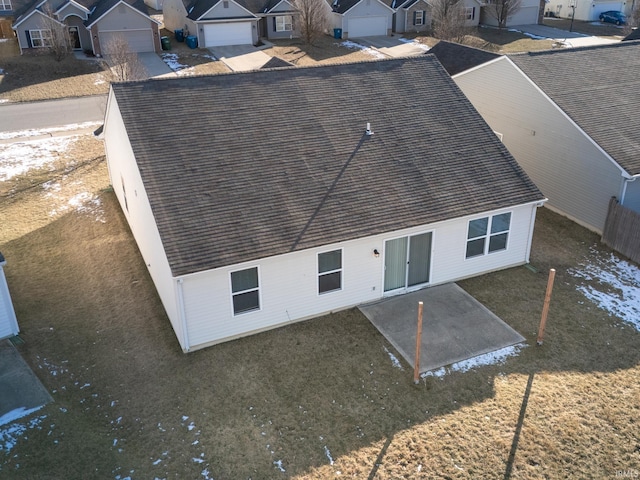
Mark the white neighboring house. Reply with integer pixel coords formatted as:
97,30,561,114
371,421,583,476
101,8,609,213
327,0,394,37
103,56,545,352
0,253,20,340
544,0,629,21
453,42,640,234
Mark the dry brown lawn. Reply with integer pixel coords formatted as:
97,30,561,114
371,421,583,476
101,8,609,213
0,133,639,478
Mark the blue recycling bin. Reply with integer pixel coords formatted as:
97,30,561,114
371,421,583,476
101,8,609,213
174,29,184,42
186,35,198,49
333,28,342,39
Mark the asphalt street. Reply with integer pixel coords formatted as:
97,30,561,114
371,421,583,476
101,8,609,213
0,95,107,134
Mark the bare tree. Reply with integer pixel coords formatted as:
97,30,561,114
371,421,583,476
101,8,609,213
41,5,72,61
290,0,329,45
431,0,471,43
484,0,523,29
104,34,147,82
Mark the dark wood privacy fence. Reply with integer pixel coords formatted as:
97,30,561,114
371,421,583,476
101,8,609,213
602,197,640,265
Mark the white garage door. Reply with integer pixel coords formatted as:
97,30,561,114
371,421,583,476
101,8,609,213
100,30,154,54
592,2,624,20
204,22,253,47
348,16,387,37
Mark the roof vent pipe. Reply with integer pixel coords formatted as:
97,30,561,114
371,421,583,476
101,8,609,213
365,122,373,136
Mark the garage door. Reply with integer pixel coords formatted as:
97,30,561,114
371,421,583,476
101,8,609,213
100,30,154,54
592,2,624,20
348,16,387,37
204,22,253,47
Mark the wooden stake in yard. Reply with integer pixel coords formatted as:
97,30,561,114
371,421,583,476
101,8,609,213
413,301,424,384
537,268,556,346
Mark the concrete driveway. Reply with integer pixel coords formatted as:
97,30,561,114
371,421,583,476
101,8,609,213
359,283,525,374
510,24,621,47
352,36,429,57
208,45,272,71
137,52,177,78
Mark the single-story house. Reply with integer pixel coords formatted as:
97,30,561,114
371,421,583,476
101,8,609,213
327,0,393,38
544,0,630,21
453,42,640,234
388,0,432,34
0,253,19,341
103,56,544,352
162,0,307,46
480,0,541,26
12,0,161,56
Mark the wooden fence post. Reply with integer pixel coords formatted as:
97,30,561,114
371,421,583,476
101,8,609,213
413,301,424,384
537,268,556,346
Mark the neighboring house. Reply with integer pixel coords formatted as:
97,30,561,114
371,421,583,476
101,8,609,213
103,55,545,352
0,253,20,341
162,0,306,47
428,39,500,75
454,42,640,234
12,0,161,56
480,0,541,26
0,0,30,37
544,0,630,21
389,0,432,34
327,0,393,38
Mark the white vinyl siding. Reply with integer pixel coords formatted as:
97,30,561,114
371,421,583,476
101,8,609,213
454,57,624,233
177,203,538,350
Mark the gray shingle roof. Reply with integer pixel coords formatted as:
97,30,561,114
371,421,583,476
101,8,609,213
111,56,544,277
623,29,640,41
428,40,501,76
510,42,640,176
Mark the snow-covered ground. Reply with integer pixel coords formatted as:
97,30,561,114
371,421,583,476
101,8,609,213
340,40,387,59
568,247,640,332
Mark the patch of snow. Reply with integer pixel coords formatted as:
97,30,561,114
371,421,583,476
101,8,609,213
152,458,162,465
0,406,45,427
421,343,525,378
0,99,9,104
162,53,191,73
398,38,430,51
201,468,213,479
274,459,286,472
0,413,47,453
324,445,334,465
568,249,640,331
192,457,204,463
383,346,404,370
340,41,386,59
0,122,102,141
0,137,72,182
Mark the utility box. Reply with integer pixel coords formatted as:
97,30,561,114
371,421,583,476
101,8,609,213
0,253,19,340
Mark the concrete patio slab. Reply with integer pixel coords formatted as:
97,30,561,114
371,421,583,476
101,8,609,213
209,45,271,71
359,283,525,374
0,339,52,422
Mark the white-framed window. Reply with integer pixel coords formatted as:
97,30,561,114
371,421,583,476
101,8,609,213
318,249,342,294
275,15,293,32
0,0,12,10
465,212,511,259
230,267,260,315
463,7,475,20
414,10,424,26
29,29,52,48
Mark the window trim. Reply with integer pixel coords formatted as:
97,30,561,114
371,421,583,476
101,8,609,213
275,14,293,32
317,248,343,295
465,212,511,259
463,6,474,20
0,0,12,10
229,266,261,316
414,10,424,26
29,29,52,48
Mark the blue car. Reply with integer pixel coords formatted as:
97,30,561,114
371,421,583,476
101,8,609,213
599,10,627,25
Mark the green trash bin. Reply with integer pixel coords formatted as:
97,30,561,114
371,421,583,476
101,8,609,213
161,36,171,51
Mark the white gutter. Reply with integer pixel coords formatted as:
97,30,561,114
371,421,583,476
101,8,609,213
176,278,190,352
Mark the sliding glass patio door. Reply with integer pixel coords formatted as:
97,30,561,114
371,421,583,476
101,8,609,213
383,232,432,292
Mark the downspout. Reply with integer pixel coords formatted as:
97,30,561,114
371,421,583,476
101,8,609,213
620,175,639,206
525,200,546,264
176,278,190,352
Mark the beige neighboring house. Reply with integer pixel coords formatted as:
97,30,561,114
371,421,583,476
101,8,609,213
454,42,640,234
12,0,161,56
480,0,541,26
544,0,630,21
389,0,432,33
327,0,394,38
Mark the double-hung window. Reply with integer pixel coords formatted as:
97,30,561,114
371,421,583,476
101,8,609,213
0,0,12,10
231,267,260,315
275,15,293,32
29,29,52,48
318,249,342,294
466,212,511,258
414,10,424,25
